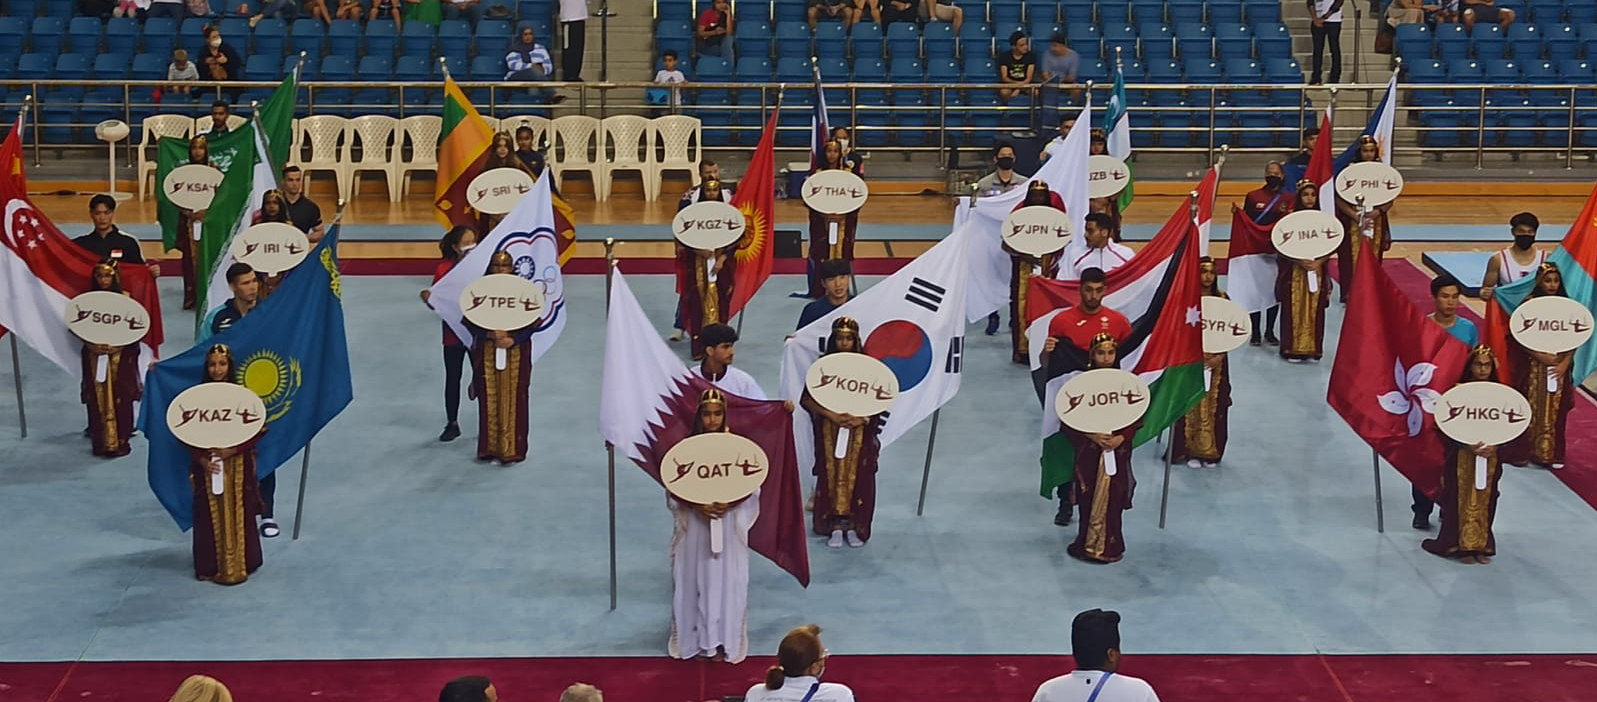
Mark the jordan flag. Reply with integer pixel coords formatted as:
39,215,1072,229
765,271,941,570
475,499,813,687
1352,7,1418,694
599,267,809,586
1024,182,1208,497
726,103,779,319
1327,236,1470,499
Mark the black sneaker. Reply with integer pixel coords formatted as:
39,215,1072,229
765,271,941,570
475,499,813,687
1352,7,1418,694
985,312,1001,336
1264,332,1279,345
1411,515,1430,530
440,422,461,442
1054,503,1073,527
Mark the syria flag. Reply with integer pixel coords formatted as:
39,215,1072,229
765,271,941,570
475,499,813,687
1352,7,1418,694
0,117,162,374
726,103,779,319
598,267,809,586
1327,236,1470,499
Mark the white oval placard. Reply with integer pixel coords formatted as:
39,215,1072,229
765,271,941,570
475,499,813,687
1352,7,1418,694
65,290,150,347
164,163,224,211
230,222,311,274
166,382,268,449
467,167,536,215
672,200,746,251
1087,155,1132,199
1334,161,1404,207
459,273,546,331
802,169,869,215
1001,205,1074,257
1055,368,1151,434
661,432,770,505
804,352,899,417
1435,381,1534,447
1201,295,1252,354
1272,209,1344,260
1509,295,1595,354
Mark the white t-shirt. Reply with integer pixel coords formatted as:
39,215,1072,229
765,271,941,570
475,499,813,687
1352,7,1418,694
691,364,766,400
744,676,855,702
1312,0,1343,22
560,0,588,22
655,69,686,106
1042,136,1068,162
1031,671,1161,702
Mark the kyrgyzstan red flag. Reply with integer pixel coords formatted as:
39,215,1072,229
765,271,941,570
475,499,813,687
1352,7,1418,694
726,103,779,319
0,117,163,373
1327,236,1469,498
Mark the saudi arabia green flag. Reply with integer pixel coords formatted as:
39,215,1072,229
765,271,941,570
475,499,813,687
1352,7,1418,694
1103,62,1135,212
154,126,250,252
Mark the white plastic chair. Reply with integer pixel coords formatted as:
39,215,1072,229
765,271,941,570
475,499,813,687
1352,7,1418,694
600,115,656,201
395,115,442,198
296,115,349,202
549,115,603,196
650,115,703,196
137,114,193,200
343,115,400,201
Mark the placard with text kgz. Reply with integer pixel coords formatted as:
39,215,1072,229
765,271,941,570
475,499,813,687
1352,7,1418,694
672,200,746,251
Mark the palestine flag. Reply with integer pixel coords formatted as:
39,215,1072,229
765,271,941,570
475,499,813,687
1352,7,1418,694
1023,191,1208,497
434,76,495,228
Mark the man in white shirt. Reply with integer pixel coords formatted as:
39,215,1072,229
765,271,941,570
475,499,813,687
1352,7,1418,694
1030,609,1161,702
691,324,794,413
1307,0,1343,85
560,0,588,81
1039,115,1076,164
1060,213,1134,281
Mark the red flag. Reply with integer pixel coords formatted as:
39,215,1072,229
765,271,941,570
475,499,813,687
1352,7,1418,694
1327,236,1469,498
726,104,779,319
1305,109,1335,197
0,118,162,370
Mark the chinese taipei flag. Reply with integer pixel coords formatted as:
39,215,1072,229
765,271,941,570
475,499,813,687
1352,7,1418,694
780,226,971,474
1024,186,1208,497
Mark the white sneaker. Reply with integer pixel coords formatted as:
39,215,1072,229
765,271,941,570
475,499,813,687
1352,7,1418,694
1551,463,1565,470
827,530,845,548
1186,459,1201,468
1202,461,1219,468
260,519,280,538
845,530,865,548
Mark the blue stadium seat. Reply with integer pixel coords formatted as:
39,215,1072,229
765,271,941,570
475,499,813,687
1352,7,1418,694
1209,1,1242,24
1095,1,1131,25
1061,0,1094,26
1522,59,1564,104
129,53,165,80
1558,58,1593,81
1175,23,1212,59
218,18,248,41
1068,23,1101,55
400,21,436,56
655,0,692,21
436,20,471,62
735,56,772,80
656,19,692,44
179,17,209,39
69,17,103,53
1472,22,1507,58
1167,0,1204,25
478,19,513,46
1253,21,1291,57
91,52,129,81
774,0,806,23
1543,22,1579,60
853,57,887,103
990,0,1024,27
30,17,65,56
1507,23,1543,59
0,18,27,51
254,18,287,56
6,0,40,17
693,56,731,104
1526,0,1564,23
1099,22,1134,58
1027,0,1062,22
51,53,90,102
815,22,848,59
1243,0,1280,23
1078,57,1108,82
1394,23,1433,60
1572,4,1597,24
1447,59,1486,107
1214,23,1253,59
394,54,431,83
737,19,773,60
1127,0,1163,23
889,56,924,82
776,56,812,82
366,19,399,56
327,20,362,56
923,21,955,57
1263,57,1303,83
285,54,318,79
926,56,961,82
1483,59,1525,102
962,54,996,83
816,55,849,87
774,21,810,56
243,54,279,81
283,18,321,56
887,22,920,58
321,54,356,81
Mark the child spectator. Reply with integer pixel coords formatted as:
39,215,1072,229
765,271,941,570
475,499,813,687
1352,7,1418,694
168,49,199,96
695,0,734,57
650,49,687,112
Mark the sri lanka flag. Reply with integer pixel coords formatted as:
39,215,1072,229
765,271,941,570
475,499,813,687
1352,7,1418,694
434,76,495,228
1483,180,1597,385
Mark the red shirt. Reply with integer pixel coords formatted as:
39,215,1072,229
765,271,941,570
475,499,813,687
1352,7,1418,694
1243,186,1294,226
697,8,727,33
1048,304,1132,353
434,259,461,346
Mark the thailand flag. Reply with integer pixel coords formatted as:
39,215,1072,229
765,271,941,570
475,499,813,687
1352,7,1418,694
809,61,830,171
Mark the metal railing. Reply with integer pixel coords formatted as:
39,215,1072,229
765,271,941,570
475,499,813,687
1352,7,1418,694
7,79,1595,171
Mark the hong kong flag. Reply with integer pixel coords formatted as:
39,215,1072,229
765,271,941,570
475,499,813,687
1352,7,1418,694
1327,236,1470,498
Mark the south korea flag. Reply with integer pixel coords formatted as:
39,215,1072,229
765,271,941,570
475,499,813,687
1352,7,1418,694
780,226,972,472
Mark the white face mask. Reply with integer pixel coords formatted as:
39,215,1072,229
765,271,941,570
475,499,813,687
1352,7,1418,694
837,139,850,152
460,243,477,254
209,38,222,48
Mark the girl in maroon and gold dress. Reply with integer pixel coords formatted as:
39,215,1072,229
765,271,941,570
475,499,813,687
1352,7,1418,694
1064,333,1142,564
1278,179,1332,362
186,344,265,585
253,189,292,298
1334,135,1394,302
469,250,536,465
1172,258,1231,468
801,317,883,549
1505,262,1573,470
805,139,863,299
1006,180,1065,365
80,259,142,458
174,135,218,310
675,178,737,361
1424,345,1506,564
478,131,539,234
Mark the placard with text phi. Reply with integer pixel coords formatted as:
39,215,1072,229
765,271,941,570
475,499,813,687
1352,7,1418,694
459,273,546,331
1087,155,1132,199
672,200,746,251
1201,296,1252,353
1509,295,1594,354
1001,205,1074,257
1055,368,1151,434
166,382,268,449
804,352,899,417
661,432,771,505
65,291,150,347
467,167,536,215
164,164,224,211
802,170,869,215
1271,209,1344,260
1435,381,1533,447
1334,161,1404,207
229,222,310,274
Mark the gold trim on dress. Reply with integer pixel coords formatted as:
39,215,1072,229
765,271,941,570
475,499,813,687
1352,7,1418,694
1525,356,1565,464
1455,449,1498,553
1085,456,1113,560
1286,267,1317,356
481,342,523,460
205,454,249,585
694,253,720,327
93,347,123,453
820,416,866,517
1182,363,1222,460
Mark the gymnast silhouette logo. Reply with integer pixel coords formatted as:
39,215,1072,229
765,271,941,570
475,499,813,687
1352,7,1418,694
126,317,146,331
1061,390,1087,414
464,293,490,312
70,306,92,323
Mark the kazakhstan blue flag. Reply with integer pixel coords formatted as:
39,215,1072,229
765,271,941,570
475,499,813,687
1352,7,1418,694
137,225,353,530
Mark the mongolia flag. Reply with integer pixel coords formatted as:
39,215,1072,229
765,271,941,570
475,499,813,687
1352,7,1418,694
809,63,830,171
727,102,779,319
140,225,352,530
1024,176,1209,496
599,267,810,586
0,117,163,373
1483,180,1597,385
434,76,496,228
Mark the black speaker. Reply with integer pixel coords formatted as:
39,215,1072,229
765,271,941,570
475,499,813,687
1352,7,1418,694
775,229,804,259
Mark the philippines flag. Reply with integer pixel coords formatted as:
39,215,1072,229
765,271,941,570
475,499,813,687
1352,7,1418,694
1334,72,1398,171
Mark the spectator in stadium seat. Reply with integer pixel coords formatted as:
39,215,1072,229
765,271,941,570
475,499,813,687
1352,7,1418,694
1030,609,1163,702
167,675,234,702
506,24,560,101
406,0,443,26
444,0,483,24
1040,33,1081,111
247,0,301,27
168,49,199,97
999,32,1036,104
856,0,883,24
1428,0,1460,24
335,0,363,19
438,677,497,702
300,0,333,22
1385,0,1427,27
878,0,917,26
201,24,244,100
199,100,233,136
696,0,735,57
559,684,603,702
807,0,855,30
369,0,403,25
651,49,688,112
147,0,186,21
919,0,961,32
1462,0,1514,30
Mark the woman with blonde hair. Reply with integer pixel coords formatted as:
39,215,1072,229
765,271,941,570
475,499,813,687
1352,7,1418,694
168,675,232,702
745,624,855,702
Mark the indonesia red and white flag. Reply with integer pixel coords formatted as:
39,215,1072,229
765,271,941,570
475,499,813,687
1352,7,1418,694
0,117,162,373
1327,236,1470,498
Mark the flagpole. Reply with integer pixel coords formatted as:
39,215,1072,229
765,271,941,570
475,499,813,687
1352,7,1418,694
291,199,345,541
1372,447,1385,533
8,335,25,439
603,236,618,611
1160,189,1201,529
915,409,940,516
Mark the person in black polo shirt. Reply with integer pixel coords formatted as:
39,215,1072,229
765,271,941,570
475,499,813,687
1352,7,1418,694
280,166,325,243
201,100,232,137
73,195,160,278
210,262,259,336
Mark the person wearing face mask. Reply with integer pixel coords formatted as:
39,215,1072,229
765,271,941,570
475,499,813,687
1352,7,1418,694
830,126,864,175
746,624,855,702
421,225,480,443
975,141,1028,335
199,26,242,102
1242,162,1292,346
1479,212,1544,301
